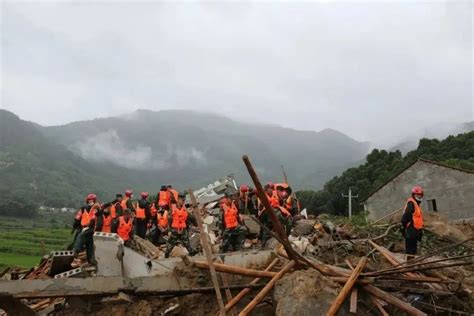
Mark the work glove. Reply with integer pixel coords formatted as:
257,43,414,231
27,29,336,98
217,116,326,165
417,229,423,242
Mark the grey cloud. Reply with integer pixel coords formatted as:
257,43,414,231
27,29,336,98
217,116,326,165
1,1,472,144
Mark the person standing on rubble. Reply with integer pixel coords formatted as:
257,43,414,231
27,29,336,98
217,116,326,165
257,184,280,248
113,209,134,246
164,194,194,258
153,204,169,245
135,192,151,239
110,193,124,220
401,186,424,259
220,196,246,252
71,194,100,267
95,202,114,233
157,185,171,210
121,190,136,214
167,185,179,205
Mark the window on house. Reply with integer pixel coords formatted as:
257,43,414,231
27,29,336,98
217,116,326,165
426,199,438,212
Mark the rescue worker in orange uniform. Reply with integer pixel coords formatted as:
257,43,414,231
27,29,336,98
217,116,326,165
237,184,256,215
95,202,114,233
164,194,194,258
156,185,171,211
110,193,124,219
113,209,133,246
257,184,280,247
401,186,425,258
135,192,151,239
167,185,179,206
153,204,169,245
220,196,245,252
71,194,101,267
121,190,135,214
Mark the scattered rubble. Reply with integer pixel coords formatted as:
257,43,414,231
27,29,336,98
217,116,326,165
0,166,473,315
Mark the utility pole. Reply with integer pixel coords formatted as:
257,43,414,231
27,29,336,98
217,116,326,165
342,187,358,218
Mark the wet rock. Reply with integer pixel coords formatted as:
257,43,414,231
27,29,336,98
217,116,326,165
274,269,346,316
292,219,316,236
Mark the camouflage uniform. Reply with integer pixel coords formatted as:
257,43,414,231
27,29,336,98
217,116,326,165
165,228,191,257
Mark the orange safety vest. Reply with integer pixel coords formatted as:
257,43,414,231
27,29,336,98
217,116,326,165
78,204,98,227
405,197,424,229
158,191,171,207
171,206,188,230
276,206,291,218
102,215,112,233
135,202,146,219
117,216,133,241
157,211,169,228
120,197,129,210
110,202,120,219
223,203,239,229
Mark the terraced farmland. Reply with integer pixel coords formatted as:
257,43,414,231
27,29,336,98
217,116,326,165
0,214,72,269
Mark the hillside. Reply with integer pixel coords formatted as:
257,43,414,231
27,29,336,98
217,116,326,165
40,109,370,189
390,121,473,154
298,131,474,216
0,109,369,211
0,110,156,214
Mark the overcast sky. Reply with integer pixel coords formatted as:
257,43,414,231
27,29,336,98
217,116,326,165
1,1,472,143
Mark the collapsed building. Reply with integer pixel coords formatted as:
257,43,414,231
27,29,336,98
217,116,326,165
1,164,473,316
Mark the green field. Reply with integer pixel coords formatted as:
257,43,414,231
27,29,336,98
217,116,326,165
0,213,73,269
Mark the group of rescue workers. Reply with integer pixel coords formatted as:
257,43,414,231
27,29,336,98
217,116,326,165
70,182,300,267
70,180,424,267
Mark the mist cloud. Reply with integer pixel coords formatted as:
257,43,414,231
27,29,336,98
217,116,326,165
74,130,207,169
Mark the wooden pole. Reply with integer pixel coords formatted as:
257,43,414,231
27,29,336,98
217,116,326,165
194,261,277,278
224,258,279,313
238,260,295,316
215,257,235,316
371,296,389,316
326,257,368,316
362,285,427,316
188,188,226,316
281,165,289,184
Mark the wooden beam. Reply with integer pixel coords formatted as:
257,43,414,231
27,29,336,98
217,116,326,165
362,285,427,316
215,257,235,316
194,261,277,278
0,295,37,316
349,287,358,314
224,258,279,313
371,296,389,316
238,260,295,316
326,257,368,316
189,188,226,316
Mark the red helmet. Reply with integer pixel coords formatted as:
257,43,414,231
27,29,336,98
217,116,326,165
86,193,97,202
240,184,249,193
140,192,149,198
412,186,424,196
125,190,133,197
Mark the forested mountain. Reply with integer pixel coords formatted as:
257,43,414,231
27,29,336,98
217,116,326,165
40,109,370,189
297,131,474,216
0,109,369,214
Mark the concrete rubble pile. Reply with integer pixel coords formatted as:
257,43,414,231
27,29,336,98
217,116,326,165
1,165,473,315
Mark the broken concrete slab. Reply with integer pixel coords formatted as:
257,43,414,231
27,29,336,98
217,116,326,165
54,268,85,279
49,250,75,276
